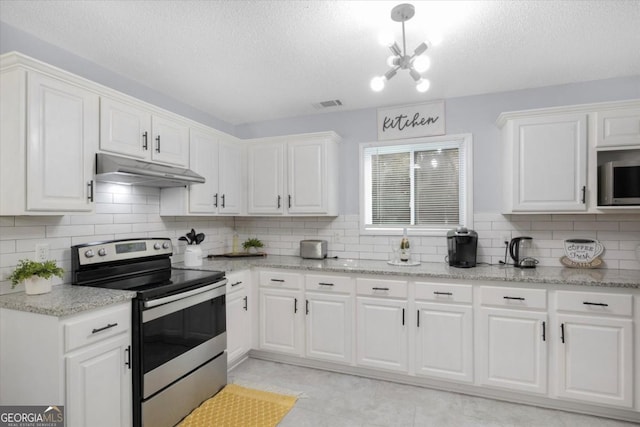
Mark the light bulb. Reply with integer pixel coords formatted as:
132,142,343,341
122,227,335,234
370,76,385,92
416,78,431,93
378,32,394,47
413,55,431,73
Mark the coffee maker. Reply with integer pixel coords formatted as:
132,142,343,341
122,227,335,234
447,227,478,268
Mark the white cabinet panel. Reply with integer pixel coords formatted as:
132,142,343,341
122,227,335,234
596,107,640,148
305,292,353,364
356,297,408,372
100,97,151,159
557,314,633,408
218,140,244,214
259,288,303,355
415,302,473,383
66,334,131,427
288,140,326,214
151,114,189,166
478,307,547,394
247,142,284,214
187,128,219,213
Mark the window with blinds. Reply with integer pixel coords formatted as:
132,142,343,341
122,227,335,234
362,135,472,234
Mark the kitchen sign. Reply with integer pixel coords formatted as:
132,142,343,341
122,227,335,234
377,100,445,140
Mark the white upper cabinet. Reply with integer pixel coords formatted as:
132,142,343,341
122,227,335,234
0,64,98,215
501,113,588,213
247,132,339,216
100,97,189,167
595,106,640,148
160,130,245,216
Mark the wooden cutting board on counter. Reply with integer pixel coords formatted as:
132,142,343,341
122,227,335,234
207,252,267,258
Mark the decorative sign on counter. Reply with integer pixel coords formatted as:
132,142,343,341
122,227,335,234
560,238,604,268
377,100,445,140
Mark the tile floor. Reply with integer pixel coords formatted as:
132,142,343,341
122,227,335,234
229,358,639,427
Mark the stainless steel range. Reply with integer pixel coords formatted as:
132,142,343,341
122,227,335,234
72,238,227,427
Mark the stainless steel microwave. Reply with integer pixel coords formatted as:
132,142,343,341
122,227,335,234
598,160,640,206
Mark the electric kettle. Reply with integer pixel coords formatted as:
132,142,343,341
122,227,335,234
509,236,538,268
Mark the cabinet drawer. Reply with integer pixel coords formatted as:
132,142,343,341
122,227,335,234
259,270,301,289
305,274,352,293
356,278,407,298
415,282,473,304
480,286,546,310
65,303,130,352
226,270,248,293
556,291,633,316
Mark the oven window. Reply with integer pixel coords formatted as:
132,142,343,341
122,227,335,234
613,166,640,198
142,295,225,374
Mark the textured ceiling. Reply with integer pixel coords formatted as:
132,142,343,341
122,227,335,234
1,0,639,125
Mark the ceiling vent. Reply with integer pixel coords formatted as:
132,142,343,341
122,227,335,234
312,99,343,110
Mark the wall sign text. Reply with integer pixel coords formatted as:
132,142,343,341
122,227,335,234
377,101,446,140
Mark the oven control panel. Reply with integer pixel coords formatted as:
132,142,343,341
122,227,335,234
73,238,173,266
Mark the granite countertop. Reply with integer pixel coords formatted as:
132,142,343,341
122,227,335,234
0,285,136,317
175,255,640,289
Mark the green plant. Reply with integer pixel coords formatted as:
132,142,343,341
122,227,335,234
242,238,264,251
9,259,64,288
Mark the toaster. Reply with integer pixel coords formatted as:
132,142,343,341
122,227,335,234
300,240,328,259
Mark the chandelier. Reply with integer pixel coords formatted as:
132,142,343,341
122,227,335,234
370,3,431,93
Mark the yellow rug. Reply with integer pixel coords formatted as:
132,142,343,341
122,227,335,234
178,384,297,427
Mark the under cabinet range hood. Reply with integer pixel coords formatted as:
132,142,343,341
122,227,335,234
95,153,205,188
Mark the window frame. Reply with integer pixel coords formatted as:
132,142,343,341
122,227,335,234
359,133,474,236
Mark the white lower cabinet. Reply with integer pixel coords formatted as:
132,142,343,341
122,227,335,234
305,292,353,364
555,290,634,408
0,301,132,427
66,334,131,427
226,271,251,366
259,288,304,355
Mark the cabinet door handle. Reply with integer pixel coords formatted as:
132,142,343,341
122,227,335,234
434,291,453,296
231,281,242,287
581,186,586,204
294,298,298,314
318,282,334,286
417,310,420,327
306,299,309,315
142,131,148,150
155,135,161,152
125,345,131,369
560,323,565,344
288,194,292,208
213,193,218,207
583,301,608,307
221,194,226,208
402,308,405,326
277,195,281,208
92,322,118,334
271,279,285,283
372,287,389,291
542,321,546,342
87,180,94,202
243,296,248,311
503,296,525,301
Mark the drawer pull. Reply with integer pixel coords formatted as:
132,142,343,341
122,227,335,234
294,298,298,313
561,323,565,344
318,282,334,286
402,308,405,326
434,291,453,296
417,310,420,327
92,323,118,334
542,321,546,342
271,279,285,283
231,281,243,287
372,287,389,291
503,296,525,301
306,299,309,315
243,296,248,311
583,301,608,307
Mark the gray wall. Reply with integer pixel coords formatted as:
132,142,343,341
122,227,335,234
237,77,640,214
0,21,235,135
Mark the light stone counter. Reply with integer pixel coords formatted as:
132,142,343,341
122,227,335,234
0,284,136,317
175,255,640,289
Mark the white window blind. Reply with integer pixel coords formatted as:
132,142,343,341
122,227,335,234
362,136,471,233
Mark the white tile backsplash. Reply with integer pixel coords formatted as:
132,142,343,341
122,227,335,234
1,182,639,294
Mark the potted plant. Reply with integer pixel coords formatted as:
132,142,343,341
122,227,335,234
242,238,264,254
9,259,64,295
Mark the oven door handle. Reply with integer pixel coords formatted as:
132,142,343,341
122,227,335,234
143,279,227,309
